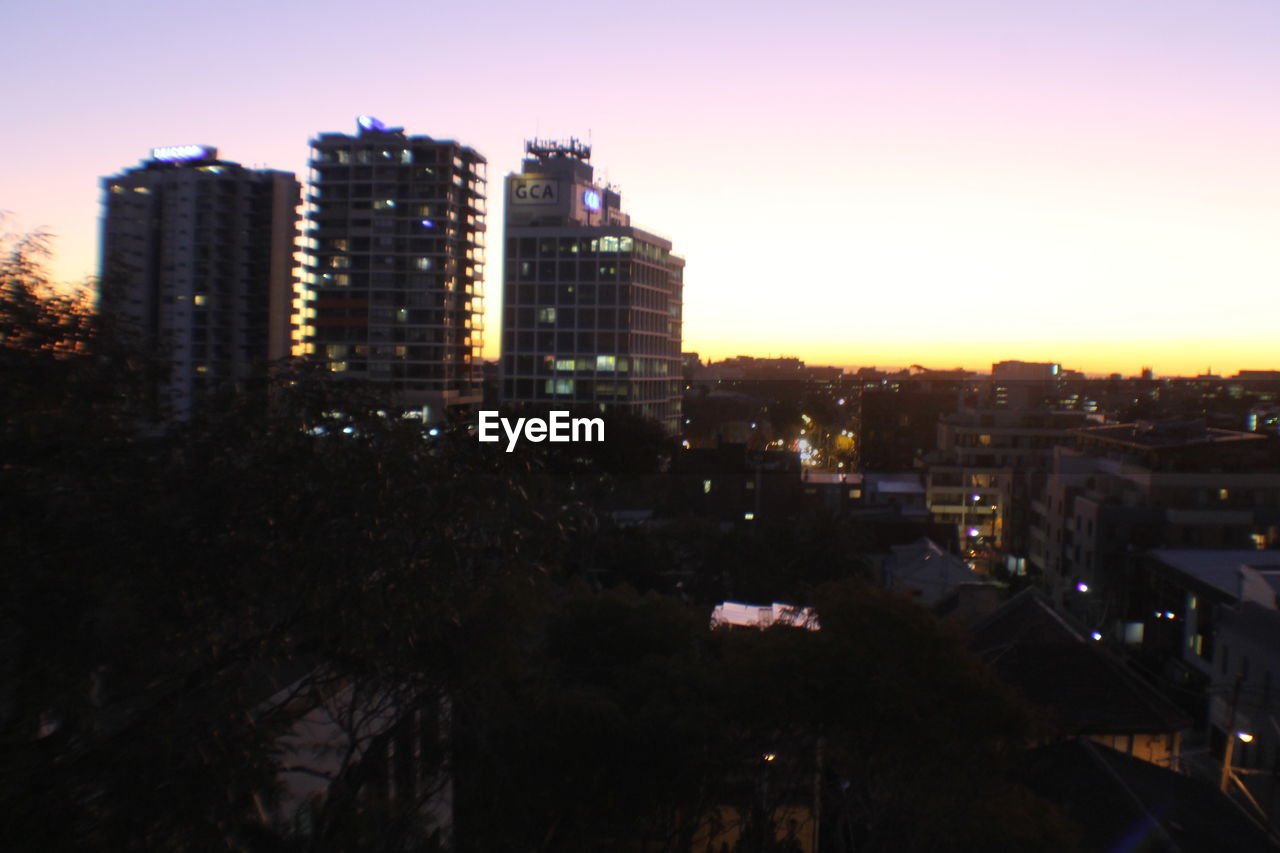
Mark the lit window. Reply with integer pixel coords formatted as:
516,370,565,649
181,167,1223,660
538,308,557,323
554,359,575,371
744,512,755,521
329,361,348,372
703,480,712,494
373,199,396,210
415,258,433,270
596,354,616,371
555,379,574,394
193,294,207,306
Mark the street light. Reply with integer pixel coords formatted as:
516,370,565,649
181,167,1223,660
1220,730,1255,791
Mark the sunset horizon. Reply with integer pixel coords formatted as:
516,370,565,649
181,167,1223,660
6,0,1277,379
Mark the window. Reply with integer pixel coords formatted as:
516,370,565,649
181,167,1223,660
537,308,556,323
595,354,616,371
544,379,575,394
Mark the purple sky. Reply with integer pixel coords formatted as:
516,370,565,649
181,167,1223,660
5,0,1278,375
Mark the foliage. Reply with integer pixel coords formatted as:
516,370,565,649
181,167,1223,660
577,511,875,605
1,234,575,849
455,581,1077,853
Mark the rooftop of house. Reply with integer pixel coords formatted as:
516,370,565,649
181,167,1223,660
1148,549,1280,603
1025,739,1277,852
883,537,978,606
972,590,1191,735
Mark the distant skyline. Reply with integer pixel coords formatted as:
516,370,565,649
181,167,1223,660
5,0,1278,377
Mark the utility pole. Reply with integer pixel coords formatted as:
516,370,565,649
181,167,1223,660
1221,674,1244,792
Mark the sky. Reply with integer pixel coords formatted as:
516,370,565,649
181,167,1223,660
4,0,1278,377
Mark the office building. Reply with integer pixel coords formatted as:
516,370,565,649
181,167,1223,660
99,145,299,419
300,117,486,417
1031,419,1280,623
500,139,683,435
925,407,1091,567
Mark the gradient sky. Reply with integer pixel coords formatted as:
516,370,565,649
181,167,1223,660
5,0,1278,376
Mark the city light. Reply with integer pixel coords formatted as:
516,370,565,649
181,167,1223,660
150,145,212,162
1077,582,1089,593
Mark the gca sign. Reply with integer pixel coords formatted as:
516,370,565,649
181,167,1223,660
511,180,558,205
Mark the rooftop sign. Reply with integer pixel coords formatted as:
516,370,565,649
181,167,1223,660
150,145,215,162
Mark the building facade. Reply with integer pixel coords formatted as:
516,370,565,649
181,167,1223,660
300,117,486,417
500,139,683,435
99,145,299,419
1030,420,1280,627
926,408,1091,570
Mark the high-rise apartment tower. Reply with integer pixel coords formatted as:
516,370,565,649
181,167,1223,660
300,117,486,417
99,145,299,419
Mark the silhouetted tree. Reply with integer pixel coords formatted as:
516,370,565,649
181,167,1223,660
1,235,579,849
